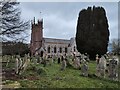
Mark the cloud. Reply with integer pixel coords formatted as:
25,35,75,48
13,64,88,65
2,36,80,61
18,0,119,2
19,2,118,43
43,13,76,39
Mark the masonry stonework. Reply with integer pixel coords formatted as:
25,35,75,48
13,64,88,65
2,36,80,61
30,18,43,56
30,18,79,56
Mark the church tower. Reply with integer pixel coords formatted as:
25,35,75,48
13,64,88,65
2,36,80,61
30,17,43,56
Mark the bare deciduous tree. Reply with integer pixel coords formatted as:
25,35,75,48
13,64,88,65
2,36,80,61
0,0,30,41
112,38,120,54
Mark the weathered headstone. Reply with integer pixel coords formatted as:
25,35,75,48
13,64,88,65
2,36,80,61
96,54,100,65
15,58,19,74
22,55,30,73
60,56,67,70
73,56,80,69
108,56,119,81
81,60,89,77
96,56,106,78
43,53,47,67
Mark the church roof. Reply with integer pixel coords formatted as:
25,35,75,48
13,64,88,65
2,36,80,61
43,38,70,44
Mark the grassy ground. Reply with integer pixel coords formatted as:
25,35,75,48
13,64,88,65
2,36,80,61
3,59,120,88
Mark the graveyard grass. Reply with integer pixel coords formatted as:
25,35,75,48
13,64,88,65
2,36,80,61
3,58,120,88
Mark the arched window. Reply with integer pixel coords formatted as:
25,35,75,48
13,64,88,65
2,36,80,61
48,46,50,53
54,46,56,53
59,47,62,53
65,47,67,53
74,46,76,52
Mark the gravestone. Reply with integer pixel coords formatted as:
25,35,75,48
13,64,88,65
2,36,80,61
15,58,19,74
74,56,80,69
96,56,106,78
81,59,89,77
60,56,67,70
108,56,119,81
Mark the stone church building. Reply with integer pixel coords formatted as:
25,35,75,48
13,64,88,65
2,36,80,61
30,18,79,57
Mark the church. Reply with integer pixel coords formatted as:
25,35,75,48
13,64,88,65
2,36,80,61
30,17,79,57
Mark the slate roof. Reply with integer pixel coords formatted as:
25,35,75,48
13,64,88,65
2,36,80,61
43,38,70,44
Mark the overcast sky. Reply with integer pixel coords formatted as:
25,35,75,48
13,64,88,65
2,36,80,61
19,2,118,43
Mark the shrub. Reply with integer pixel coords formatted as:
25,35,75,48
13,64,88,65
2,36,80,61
36,67,47,75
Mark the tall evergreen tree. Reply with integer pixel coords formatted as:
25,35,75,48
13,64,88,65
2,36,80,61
76,6,110,59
